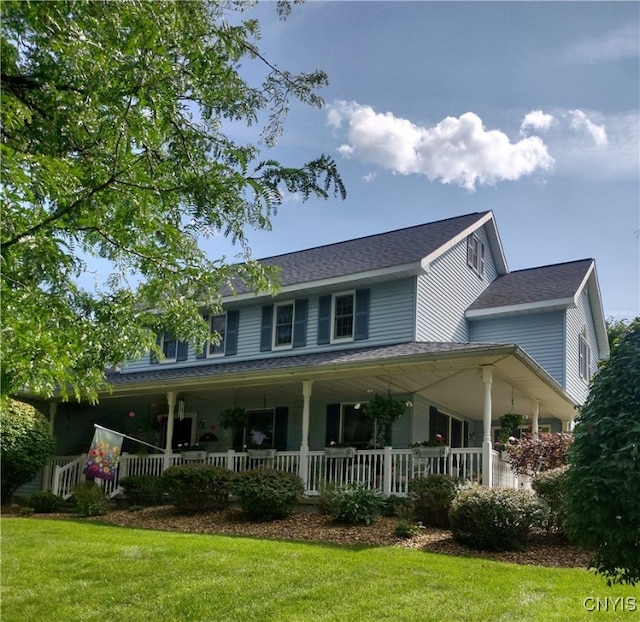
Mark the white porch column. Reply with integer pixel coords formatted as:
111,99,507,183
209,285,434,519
42,402,58,491
531,399,540,439
163,391,177,471
481,365,493,488
298,380,313,489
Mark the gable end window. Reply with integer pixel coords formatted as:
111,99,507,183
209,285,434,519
579,331,591,381
467,233,485,277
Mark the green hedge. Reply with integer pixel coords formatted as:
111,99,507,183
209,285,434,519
408,474,463,528
162,465,232,514
119,475,164,507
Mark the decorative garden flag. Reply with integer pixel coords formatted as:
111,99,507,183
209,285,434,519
83,426,124,481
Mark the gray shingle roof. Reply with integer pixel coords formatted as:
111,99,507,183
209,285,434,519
467,259,594,311
110,341,499,386
228,211,489,294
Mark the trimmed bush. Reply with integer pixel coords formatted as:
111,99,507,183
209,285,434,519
119,475,164,507
162,465,232,514
22,491,63,513
380,494,412,518
230,469,304,521
324,483,383,525
449,487,549,551
73,482,109,517
408,474,463,528
532,466,568,535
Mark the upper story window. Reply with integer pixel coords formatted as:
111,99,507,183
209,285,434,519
579,330,591,381
333,291,355,341
208,314,227,356
317,289,370,346
467,233,485,276
160,333,177,363
273,302,295,349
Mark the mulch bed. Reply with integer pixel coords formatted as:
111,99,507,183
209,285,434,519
10,505,595,570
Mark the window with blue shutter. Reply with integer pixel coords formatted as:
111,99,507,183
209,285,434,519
260,305,273,352
354,288,370,341
317,295,331,345
293,299,308,348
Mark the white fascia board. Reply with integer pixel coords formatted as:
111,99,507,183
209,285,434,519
466,297,576,319
419,211,508,275
222,261,423,303
576,262,610,358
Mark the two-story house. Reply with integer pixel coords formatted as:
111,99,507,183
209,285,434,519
44,210,608,499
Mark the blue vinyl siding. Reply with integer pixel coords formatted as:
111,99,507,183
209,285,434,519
417,225,497,342
122,279,416,372
565,290,598,404
469,310,566,386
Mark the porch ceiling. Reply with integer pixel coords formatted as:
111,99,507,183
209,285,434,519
101,343,578,422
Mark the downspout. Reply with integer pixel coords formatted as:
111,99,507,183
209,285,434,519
163,391,177,471
482,365,493,488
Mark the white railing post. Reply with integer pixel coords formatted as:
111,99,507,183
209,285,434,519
383,446,393,496
226,449,235,471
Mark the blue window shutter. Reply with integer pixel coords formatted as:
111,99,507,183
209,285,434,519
177,340,189,362
354,288,370,341
260,305,273,352
293,299,308,348
317,295,331,345
150,334,162,365
274,406,288,450
429,406,438,439
225,310,239,356
463,421,469,448
325,403,341,446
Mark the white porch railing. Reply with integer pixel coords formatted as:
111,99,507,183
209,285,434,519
50,446,515,499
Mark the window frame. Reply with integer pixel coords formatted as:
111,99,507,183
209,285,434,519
467,233,485,277
331,290,355,343
579,331,591,381
206,313,227,357
272,300,295,350
160,333,177,363
339,402,373,448
246,408,276,448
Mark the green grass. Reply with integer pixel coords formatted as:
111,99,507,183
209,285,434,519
1,518,638,621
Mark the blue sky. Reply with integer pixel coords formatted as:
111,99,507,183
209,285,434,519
211,1,639,321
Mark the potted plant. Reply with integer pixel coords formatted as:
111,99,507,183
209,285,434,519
361,390,412,448
324,441,356,459
411,435,450,458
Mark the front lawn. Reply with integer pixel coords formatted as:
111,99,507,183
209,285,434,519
1,518,637,621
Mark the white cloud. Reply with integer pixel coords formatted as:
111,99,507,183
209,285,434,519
561,24,639,64
520,110,555,134
327,101,554,191
567,109,608,146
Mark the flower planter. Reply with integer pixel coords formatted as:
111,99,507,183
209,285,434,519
412,446,450,459
247,448,277,460
182,450,208,461
324,446,356,459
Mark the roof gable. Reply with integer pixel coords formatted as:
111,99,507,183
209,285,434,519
227,211,493,295
466,259,595,313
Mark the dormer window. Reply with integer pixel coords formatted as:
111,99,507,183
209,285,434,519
579,329,591,381
467,233,485,276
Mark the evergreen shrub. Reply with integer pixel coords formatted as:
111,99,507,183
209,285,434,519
162,465,232,514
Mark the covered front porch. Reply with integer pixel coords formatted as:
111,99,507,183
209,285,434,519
45,342,577,499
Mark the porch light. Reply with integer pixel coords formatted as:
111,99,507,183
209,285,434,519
354,403,361,409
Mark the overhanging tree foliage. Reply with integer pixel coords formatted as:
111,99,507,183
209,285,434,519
564,317,640,586
1,0,345,402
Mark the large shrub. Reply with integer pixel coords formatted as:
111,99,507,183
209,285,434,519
564,318,640,586
119,475,164,507
531,466,568,535
162,465,232,514
20,491,63,513
0,398,55,501
324,483,383,525
449,487,549,552
408,474,463,528
230,469,303,521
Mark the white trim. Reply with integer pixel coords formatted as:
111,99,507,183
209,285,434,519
331,290,355,344
207,312,227,358
466,297,576,319
272,300,295,351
